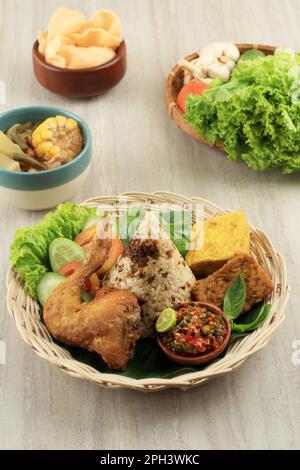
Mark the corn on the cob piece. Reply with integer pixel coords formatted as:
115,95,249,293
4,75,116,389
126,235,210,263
31,115,83,163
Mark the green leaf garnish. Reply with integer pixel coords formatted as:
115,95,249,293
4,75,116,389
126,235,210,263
223,274,246,320
81,290,93,303
228,331,249,345
231,304,271,333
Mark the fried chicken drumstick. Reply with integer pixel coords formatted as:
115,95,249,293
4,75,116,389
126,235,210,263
43,236,142,371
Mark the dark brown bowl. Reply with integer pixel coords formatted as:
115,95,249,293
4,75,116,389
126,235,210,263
32,40,127,98
157,302,231,366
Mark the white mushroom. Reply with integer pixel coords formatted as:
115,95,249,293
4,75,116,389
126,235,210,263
178,58,213,85
225,59,237,71
196,56,218,67
206,62,230,80
178,42,240,85
200,42,240,63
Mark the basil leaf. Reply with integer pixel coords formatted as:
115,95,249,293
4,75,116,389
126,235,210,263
117,205,145,245
235,301,263,324
81,290,92,302
223,274,246,320
229,330,249,345
173,239,189,257
117,207,193,256
231,304,271,333
159,211,193,256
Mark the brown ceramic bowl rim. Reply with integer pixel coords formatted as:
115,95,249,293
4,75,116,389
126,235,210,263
32,39,126,74
157,302,231,366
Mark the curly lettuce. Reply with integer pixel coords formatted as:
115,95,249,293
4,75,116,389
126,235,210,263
184,50,300,173
10,203,96,299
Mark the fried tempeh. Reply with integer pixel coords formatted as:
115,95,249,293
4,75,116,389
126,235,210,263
192,253,274,312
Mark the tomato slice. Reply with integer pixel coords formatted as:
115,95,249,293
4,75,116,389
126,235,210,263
89,273,100,297
82,240,94,252
98,238,123,277
57,261,82,277
74,224,123,276
85,278,92,292
49,238,86,273
176,79,210,112
75,226,96,247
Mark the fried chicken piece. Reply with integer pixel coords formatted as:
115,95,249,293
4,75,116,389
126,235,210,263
192,253,274,312
43,237,142,371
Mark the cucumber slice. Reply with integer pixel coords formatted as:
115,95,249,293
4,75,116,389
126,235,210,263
49,238,86,272
240,49,265,61
37,272,65,306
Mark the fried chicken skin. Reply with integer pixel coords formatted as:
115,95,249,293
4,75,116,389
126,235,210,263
43,237,142,371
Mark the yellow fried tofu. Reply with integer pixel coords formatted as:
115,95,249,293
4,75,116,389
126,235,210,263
185,211,250,276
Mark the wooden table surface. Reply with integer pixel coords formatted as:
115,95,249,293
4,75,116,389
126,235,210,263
1,0,300,450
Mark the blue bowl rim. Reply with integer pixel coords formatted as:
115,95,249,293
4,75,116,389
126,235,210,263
0,105,92,177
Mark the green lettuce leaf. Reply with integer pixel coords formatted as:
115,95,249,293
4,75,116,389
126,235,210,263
184,50,300,173
10,203,96,299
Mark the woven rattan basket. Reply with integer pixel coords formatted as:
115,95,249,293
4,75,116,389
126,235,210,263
6,191,290,391
165,44,276,149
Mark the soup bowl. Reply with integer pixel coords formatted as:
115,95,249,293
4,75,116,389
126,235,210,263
0,106,92,210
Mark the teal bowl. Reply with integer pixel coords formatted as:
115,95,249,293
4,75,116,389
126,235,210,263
0,106,92,210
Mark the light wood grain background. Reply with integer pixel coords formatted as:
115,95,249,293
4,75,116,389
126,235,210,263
0,0,300,450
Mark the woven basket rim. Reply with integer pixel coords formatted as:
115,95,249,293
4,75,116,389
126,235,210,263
165,43,278,147
6,191,291,391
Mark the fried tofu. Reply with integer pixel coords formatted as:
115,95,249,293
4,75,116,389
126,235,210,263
186,212,250,276
192,253,274,312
